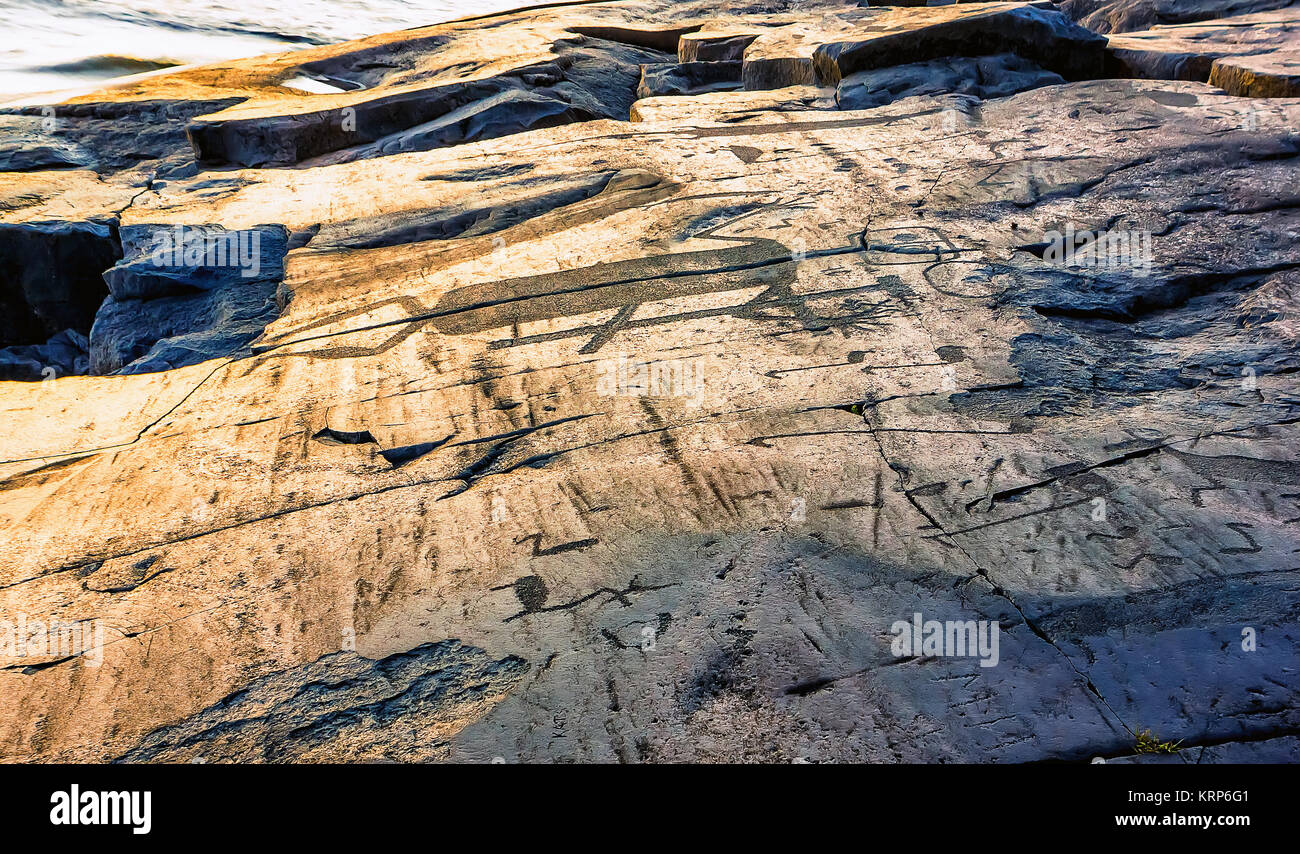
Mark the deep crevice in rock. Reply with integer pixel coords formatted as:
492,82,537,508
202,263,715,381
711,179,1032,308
0,221,291,380
0,221,119,380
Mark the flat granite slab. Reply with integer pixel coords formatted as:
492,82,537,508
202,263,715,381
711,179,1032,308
0,0,1297,763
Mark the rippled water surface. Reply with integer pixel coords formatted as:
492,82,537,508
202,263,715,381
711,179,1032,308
0,0,527,96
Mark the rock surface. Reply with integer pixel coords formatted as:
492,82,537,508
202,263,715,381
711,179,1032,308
1211,47,1300,94
0,0,1298,763
638,60,743,98
1106,6,1300,88
1062,0,1297,33
835,53,1064,109
814,3,1108,86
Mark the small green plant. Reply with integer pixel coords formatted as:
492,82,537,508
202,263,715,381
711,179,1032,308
1133,728,1182,755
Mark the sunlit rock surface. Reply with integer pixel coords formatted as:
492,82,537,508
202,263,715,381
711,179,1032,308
1062,0,1297,33
1106,6,1300,90
0,0,1298,763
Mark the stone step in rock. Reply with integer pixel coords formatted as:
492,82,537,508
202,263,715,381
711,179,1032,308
0,99,245,177
814,2,1107,87
637,61,744,98
187,31,682,168
1210,49,1300,94
0,328,90,381
1105,7,1300,81
2,0,1299,765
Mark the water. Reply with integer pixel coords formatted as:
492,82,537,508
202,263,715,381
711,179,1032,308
0,0,528,98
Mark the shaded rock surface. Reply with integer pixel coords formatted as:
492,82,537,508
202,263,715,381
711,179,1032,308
836,53,1065,109
679,29,763,62
0,329,90,381
638,61,743,98
1211,49,1300,95
0,220,117,345
1062,0,1298,33
1106,6,1300,86
814,3,1108,86
0,100,246,177
0,0,1297,764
